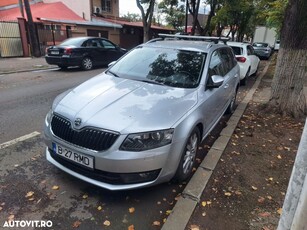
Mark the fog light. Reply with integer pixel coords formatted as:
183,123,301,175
120,169,161,184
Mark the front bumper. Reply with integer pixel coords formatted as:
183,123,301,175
44,125,184,190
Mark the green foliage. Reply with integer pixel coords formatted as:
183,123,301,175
121,13,142,22
158,0,185,30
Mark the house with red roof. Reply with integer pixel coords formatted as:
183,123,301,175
0,0,173,57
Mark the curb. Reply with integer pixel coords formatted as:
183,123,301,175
161,61,271,230
0,67,56,75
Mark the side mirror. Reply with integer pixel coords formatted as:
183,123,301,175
207,75,224,88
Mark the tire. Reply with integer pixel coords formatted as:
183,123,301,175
225,89,237,114
240,68,249,86
253,64,259,76
174,127,200,182
81,57,93,70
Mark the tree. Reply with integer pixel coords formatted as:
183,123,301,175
121,12,142,22
270,0,307,118
136,0,156,42
24,0,40,57
212,0,255,41
158,0,185,31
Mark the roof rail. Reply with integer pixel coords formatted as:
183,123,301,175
157,33,230,44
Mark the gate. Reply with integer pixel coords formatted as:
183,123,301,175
0,21,23,57
37,27,71,55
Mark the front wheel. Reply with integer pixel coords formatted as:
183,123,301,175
174,128,200,182
225,89,237,114
81,57,93,70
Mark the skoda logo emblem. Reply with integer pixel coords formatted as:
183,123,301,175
74,118,82,127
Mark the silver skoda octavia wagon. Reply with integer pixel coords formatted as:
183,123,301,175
44,34,240,190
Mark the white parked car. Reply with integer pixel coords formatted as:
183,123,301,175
228,42,260,85
274,40,280,51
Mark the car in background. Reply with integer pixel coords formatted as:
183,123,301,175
44,34,240,190
45,37,126,70
274,40,280,51
228,42,260,85
252,42,272,60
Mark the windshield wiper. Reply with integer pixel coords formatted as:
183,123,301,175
106,70,120,78
138,79,165,86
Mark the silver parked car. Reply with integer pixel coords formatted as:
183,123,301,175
44,34,240,190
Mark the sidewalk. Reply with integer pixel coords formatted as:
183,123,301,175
0,57,54,75
162,62,271,230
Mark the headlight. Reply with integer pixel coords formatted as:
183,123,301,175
120,129,174,151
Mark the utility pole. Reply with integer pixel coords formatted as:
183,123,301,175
23,0,40,57
277,118,307,230
18,0,24,18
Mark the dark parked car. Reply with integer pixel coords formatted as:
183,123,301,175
45,37,126,70
252,42,272,60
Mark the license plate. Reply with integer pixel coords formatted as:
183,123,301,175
51,51,59,55
52,143,94,169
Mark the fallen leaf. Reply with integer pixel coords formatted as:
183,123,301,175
224,192,232,197
103,220,111,226
277,208,282,215
8,214,14,222
259,212,271,217
202,212,207,217
258,197,265,203
166,210,172,215
190,224,200,230
128,225,135,230
28,197,35,201
52,185,59,190
157,201,161,205
82,194,88,199
235,191,242,195
129,207,135,213
25,191,34,198
268,177,274,181
72,220,81,228
201,201,207,207
207,201,212,205
163,218,167,223
252,186,258,191
152,221,160,226
97,206,102,211
277,155,282,159
267,196,272,200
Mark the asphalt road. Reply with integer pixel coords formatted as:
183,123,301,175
0,63,266,229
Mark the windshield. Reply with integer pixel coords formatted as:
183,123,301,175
108,46,206,88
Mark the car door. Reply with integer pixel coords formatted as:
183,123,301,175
100,39,123,65
247,45,259,74
82,39,104,66
200,49,228,135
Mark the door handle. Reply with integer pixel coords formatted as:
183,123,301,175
235,74,239,78
224,84,229,89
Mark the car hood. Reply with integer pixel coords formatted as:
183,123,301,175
53,73,198,134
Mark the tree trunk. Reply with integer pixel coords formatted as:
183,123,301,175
136,0,155,42
23,0,40,57
270,0,307,118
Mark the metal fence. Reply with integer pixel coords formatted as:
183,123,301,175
0,21,23,57
37,28,71,55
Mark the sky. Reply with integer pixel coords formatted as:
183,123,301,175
119,0,140,16
119,0,210,16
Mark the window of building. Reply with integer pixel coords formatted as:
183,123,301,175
101,0,111,12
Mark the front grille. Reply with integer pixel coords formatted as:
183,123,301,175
51,114,119,151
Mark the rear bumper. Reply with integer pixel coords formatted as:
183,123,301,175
45,55,82,67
